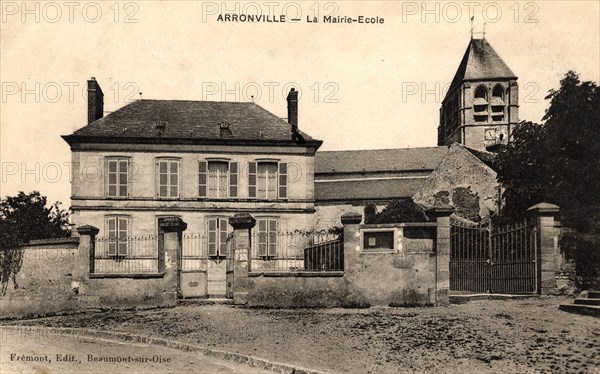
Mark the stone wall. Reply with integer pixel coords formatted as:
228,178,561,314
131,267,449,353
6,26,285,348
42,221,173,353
413,143,500,220
0,239,81,318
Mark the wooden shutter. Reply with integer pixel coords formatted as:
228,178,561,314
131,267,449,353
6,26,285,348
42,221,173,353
248,162,257,198
118,159,128,197
268,219,278,256
229,162,238,198
219,218,228,256
158,160,168,197
169,161,179,198
107,217,117,255
278,162,287,199
207,218,218,256
199,160,207,197
257,219,267,256
117,217,128,255
107,159,118,197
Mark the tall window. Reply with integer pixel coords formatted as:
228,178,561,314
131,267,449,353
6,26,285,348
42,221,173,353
248,161,287,200
199,160,238,198
473,85,489,122
257,218,278,257
157,159,180,198
491,85,505,122
106,216,129,256
106,157,128,197
207,217,229,257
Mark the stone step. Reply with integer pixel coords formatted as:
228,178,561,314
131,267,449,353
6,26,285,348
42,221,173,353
574,298,600,306
559,304,600,318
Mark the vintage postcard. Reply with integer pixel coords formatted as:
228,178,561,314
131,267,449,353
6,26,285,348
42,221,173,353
1,1,599,373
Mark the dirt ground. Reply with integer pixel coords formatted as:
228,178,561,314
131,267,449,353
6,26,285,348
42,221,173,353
2,296,598,373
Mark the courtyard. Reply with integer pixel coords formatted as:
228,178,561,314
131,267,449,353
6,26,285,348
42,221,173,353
2,296,598,373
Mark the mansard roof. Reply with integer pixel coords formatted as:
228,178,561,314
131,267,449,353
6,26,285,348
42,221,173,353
315,147,448,174
63,99,320,147
446,38,517,99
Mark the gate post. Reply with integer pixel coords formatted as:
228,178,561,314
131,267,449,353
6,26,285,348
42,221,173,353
229,213,256,305
527,203,561,294
158,217,187,304
427,203,454,305
74,225,99,294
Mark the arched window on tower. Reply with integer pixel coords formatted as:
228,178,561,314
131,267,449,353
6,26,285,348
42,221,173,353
473,86,489,122
491,85,505,122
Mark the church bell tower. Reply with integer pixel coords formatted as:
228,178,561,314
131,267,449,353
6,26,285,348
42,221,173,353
438,37,519,150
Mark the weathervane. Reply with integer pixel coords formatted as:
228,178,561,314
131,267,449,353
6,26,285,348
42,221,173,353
470,16,487,39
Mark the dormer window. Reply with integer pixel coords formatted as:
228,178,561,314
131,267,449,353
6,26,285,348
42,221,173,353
473,86,489,122
491,85,505,122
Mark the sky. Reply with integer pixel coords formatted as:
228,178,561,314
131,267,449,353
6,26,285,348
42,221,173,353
1,0,599,208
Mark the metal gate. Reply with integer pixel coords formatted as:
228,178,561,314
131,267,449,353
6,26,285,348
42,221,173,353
450,219,539,294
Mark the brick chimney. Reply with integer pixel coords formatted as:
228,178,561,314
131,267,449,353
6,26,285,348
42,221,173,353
87,77,104,124
287,88,298,134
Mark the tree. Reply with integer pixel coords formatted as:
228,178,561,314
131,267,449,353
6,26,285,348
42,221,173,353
495,71,600,289
0,191,71,294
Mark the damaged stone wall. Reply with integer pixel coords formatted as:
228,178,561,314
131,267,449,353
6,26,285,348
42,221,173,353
413,144,500,222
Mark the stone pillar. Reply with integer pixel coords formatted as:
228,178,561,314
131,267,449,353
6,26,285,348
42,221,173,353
427,203,454,305
527,203,561,294
229,213,256,305
74,225,99,294
340,212,362,270
158,217,187,304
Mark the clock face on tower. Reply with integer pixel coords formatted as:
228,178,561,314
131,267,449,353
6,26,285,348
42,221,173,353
484,128,497,140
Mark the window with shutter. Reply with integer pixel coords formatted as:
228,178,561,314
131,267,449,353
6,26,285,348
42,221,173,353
207,217,230,257
157,159,180,198
257,218,278,257
106,216,129,256
256,162,277,199
106,158,128,198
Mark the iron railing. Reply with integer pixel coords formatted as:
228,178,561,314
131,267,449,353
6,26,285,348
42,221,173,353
94,236,159,274
250,231,343,272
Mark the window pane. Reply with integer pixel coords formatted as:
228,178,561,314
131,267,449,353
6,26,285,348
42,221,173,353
108,173,117,184
159,162,167,173
108,161,117,172
118,242,128,256
119,161,128,172
108,242,117,256
279,163,287,174
160,173,168,185
119,186,127,197
159,186,168,196
169,186,178,197
170,174,178,186
170,162,178,173
119,173,127,185
108,185,117,196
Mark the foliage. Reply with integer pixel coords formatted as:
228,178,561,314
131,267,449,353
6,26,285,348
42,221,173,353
0,191,71,294
367,199,429,224
497,71,600,227
495,71,600,289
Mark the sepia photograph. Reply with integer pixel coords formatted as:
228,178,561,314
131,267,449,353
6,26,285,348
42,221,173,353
0,1,599,373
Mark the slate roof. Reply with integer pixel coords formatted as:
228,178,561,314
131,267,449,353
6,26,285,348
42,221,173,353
459,144,499,171
314,147,448,174
65,99,319,145
446,38,517,99
315,177,428,202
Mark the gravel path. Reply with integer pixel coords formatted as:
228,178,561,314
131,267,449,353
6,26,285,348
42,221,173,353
3,296,598,373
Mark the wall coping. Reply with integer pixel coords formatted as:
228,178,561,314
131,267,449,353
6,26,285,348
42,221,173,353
76,225,99,236
360,222,437,229
248,271,344,278
158,217,187,232
229,213,256,229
